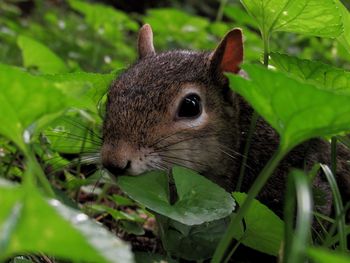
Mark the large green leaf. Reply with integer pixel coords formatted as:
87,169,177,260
308,247,350,263
0,64,69,150
0,181,133,263
228,64,350,150
241,0,343,37
233,192,284,256
17,35,68,74
117,167,235,225
271,53,350,95
160,192,283,260
43,71,116,106
0,64,114,150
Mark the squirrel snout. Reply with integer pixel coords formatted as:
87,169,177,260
101,143,133,177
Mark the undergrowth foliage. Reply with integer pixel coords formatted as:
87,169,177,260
0,0,350,262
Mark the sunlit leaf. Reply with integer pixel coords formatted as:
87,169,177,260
0,64,69,150
271,53,350,95
44,115,101,154
224,4,258,28
117,167,235,225
43,71,116,106
17,35,68,74
228,64,350,150
241,0,343,37
335,1,350,54
0,182,133,263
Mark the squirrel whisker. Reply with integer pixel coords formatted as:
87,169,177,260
45,132,102,146
151,133,219,152
59,117,103,140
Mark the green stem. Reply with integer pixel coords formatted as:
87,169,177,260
212,146,287,263
263,32,270,67
23,146,55,198
74,128,89,201
216,0,228,22
331,137,337,175
76,127,89,177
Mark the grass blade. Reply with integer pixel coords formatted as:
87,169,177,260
283,170,313,263
320,164,348,251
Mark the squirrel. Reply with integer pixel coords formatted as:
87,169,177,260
101,24,350,255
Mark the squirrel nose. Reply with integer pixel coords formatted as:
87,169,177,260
101,142,134,176
103,159,131,176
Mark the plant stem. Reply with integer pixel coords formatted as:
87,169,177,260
216,0,228,22
263,32,270,67
76,127,89,177
74,128,89,201
24,146,55,198
212,147,287,263
331,137,337,175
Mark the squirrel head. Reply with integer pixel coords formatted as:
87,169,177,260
101,24,243,189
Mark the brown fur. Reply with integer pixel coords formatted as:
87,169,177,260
101,25,350,260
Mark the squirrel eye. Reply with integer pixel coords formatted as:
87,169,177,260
177,94,202,119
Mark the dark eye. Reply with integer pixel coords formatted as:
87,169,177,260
177,94,202,119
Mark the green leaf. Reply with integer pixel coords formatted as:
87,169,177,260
336,1,350,54
44,115,100,154
0,64,70,150
17,35,68,74
270,53,350,95
117,167,235,225
233,192,284,256
43,71,116,106
158,192,283,260
0,64,114,151
0,182,133,263
68,0,138,43
241,0,343,37
159,215,232,260
144,8,213,50
223,4,258,28
228,64,350,150
308,247,350,263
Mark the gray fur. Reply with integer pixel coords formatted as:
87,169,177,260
102,30,350,223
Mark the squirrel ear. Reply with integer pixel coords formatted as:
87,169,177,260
138,24,156,59
210,28,243,74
